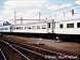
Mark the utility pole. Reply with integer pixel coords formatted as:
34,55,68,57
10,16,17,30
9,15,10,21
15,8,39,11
14,10,16,24
63,10,66,20
72,9,74,16
20,17,23,25
39,12,41,21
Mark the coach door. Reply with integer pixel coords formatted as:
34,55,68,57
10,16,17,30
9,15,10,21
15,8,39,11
10,26,12,32
52,20,55,33
47,20,54,33
47,23,51,33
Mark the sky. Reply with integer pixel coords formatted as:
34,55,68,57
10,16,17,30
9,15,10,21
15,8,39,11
0,0,80,22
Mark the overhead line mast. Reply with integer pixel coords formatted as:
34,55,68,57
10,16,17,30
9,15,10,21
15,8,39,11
39,12,41,21
14,10,16,24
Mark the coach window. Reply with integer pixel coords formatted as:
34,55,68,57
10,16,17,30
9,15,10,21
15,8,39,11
60,24,63,28
28,27,31,29
24,27,27,29
32,26,35,29
42,25,46,29
67,23,74,28
37,26,40,29
16,27,19,29
77,22,80,28
5,28,8,30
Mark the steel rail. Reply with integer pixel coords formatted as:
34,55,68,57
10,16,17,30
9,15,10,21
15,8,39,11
0,49,7,60
0,40,31,60
1,40,58,59
11,43,58,59
12,43,78,59
1,40,79,60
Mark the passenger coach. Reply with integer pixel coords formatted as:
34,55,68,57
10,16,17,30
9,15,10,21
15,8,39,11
12,19,55,39
0,19,80,42
54,19,80,41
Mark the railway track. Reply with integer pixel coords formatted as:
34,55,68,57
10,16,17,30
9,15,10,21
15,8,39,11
12,42,79,60
0,40,56,60
0,40,31,60
0,40,79,60
0,35,80,60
